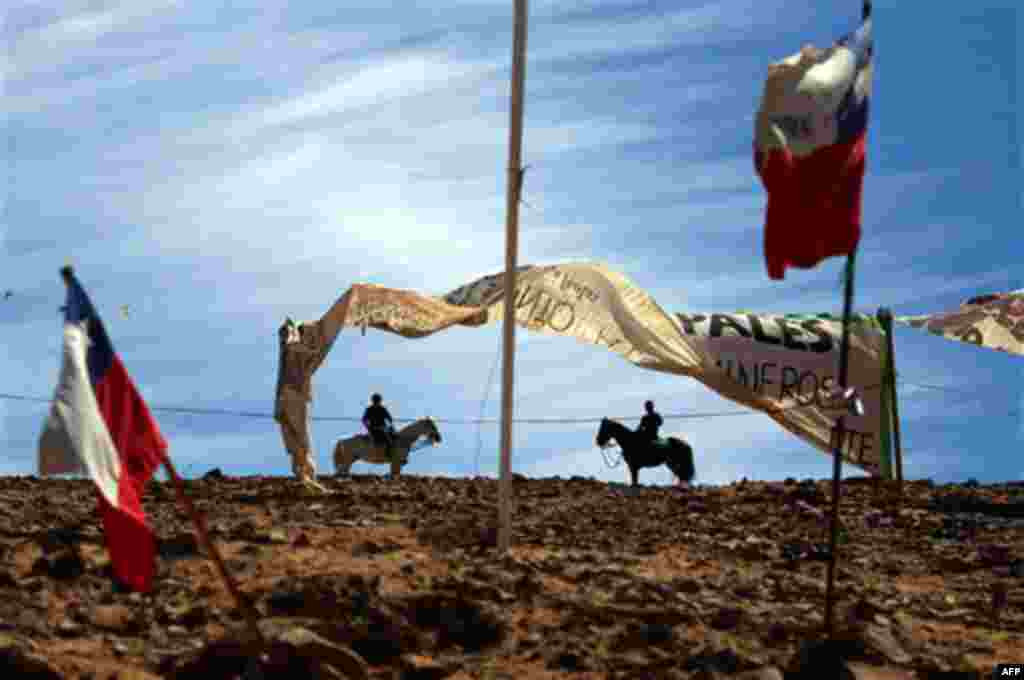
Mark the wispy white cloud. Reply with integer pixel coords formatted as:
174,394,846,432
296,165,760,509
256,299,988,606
0,0,1018,485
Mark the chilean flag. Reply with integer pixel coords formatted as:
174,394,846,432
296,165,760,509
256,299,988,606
38,267,166,591
754,7,873,280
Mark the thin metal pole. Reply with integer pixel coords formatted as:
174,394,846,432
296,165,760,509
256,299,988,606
499,0,529,553
824,252,857,638
823,0,871,638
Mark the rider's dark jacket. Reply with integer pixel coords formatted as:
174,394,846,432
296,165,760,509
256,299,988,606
363,404,393,437
638,411,663,440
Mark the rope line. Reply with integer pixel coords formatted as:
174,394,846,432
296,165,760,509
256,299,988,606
3,378,1018,425
474,341,503,475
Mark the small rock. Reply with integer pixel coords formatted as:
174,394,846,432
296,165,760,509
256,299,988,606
0,569,18,589
860,624,912,665
0,635,63,679
91,604,138,633
710,606,744,630
640,623,673,645
398,653,454,680
352,541,381,557
111,638,147,657
477,527,498,548
274,627,369,679
845,661,917,679
787,639,851,679
32,548,85,580
765,623,788,644
684,645,743,674
159,534,200,561
56,619,83,637
735,668,784,680
547,650,584,671
673,577,701,594
265,590,305,616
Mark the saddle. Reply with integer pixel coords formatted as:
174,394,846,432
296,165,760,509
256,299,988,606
353,434,407,464
651,436,684,450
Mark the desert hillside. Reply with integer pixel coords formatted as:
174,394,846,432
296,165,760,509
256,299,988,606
1,473,1022,679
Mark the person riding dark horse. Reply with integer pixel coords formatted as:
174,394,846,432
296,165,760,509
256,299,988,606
637,400,663,443
363,393,395,460
596,417,695,487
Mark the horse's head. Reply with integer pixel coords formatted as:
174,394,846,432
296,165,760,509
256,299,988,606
424,417,442,445
595,417,612,448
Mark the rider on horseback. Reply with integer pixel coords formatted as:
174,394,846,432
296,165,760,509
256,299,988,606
637,400,663,444
363,393,396,460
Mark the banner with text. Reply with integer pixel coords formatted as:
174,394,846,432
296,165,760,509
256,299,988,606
895,290,1024,356
284,263,889,475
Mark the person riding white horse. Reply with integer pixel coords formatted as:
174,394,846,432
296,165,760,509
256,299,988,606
362,393,396,460
334,417,442,477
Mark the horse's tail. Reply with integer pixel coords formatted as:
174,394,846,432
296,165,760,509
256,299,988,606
669,439,696,484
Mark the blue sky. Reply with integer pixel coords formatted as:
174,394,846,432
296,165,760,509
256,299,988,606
2,0,1021,485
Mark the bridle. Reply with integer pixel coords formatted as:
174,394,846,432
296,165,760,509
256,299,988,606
596,420,623,468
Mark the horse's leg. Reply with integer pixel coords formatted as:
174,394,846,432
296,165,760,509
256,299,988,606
390,456,401,479
629,464,639,487
335,442,355,477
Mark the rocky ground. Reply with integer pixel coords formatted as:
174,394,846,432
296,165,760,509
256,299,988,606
1,472,1022,679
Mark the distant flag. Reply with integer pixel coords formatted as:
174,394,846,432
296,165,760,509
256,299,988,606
38,267,167,592
754,7,873,280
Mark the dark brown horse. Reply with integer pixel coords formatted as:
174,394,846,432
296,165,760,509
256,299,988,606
596,417,695,487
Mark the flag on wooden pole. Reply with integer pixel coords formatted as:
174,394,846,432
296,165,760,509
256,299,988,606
39,267,167,591
754,7,873,279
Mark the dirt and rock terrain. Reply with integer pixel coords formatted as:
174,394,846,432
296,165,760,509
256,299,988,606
0,472,1022,679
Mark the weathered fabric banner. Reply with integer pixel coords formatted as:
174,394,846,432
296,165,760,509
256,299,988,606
895,291,1024,356
277,263,889,475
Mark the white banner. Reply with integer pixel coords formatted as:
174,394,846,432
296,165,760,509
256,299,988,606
896,291,1024,356
277,263,888,475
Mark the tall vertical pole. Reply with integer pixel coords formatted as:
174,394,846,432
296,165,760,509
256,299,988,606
499,0,529,553
878,307,905,493
824,252,857,638
162,458,264,643
823,0,870,641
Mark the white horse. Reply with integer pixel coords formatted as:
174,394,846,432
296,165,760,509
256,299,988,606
333,417,443,478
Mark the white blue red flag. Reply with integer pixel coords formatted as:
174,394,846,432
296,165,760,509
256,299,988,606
38,267,167,591
754,8,873,280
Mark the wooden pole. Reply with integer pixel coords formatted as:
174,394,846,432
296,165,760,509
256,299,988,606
162,458,264,644
58,266,262,641
498,0,529,553
878,307,905,494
